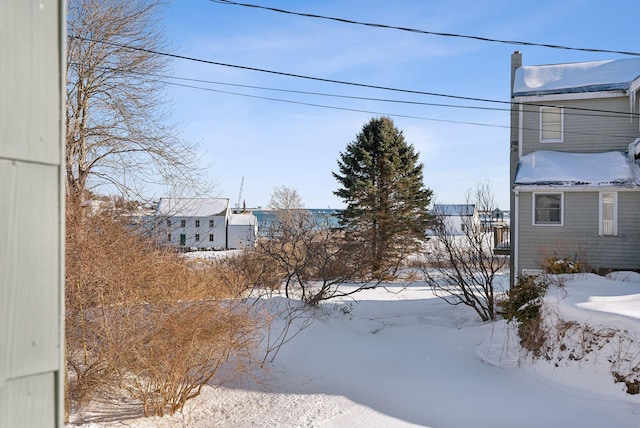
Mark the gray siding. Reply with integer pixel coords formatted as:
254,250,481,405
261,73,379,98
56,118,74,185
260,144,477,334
517,190,640,273
520,97,639,156
0,1,64,427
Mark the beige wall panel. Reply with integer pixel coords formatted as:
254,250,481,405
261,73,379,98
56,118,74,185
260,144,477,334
0,1,60,164
0,373,56,428
0,160,60,381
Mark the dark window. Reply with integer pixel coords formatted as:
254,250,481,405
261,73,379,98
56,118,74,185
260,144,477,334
180,219,186,228
209,219,214,228
534,193,562,225
195,219,200,227
195,234,200,241
209,234,214,242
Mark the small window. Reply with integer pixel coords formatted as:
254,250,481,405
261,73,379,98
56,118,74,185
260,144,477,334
195,234,200,242
180,219,186,228
209,234,214,242
166,219,171,227
599,192,617,236
167,233,172,242
540,106,563,143
195,219,200,228
209,219,214,228
534,193,563,225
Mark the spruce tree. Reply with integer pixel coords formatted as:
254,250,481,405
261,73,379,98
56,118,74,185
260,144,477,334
333,117,432,272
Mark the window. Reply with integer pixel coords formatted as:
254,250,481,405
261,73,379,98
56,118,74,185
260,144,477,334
195,234,200,242
534,193,563,225
540,106,563,142
195,219,200,227
209,219,214,228
166,219,171,227
599,192,617,236
209,234,214,242
180,219,186,228
167,233,172,242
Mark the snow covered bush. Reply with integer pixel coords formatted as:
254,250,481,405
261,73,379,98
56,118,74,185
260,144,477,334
65,206,261,418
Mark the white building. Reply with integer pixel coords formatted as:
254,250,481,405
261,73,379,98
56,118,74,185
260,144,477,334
227,212,258,249
430,204,478,235
156,198,257,250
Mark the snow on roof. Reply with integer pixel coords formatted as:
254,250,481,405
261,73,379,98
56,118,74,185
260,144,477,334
228,212,256,226
432,204,475,216
156,198,229,217
513,57,640,97
514,150,639,186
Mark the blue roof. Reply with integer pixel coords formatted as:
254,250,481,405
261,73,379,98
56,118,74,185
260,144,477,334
432,204,475,216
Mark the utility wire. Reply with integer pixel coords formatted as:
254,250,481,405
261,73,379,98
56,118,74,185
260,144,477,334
211,0,640,57
116,72,634,140
69,35,511,105
68,58,640,120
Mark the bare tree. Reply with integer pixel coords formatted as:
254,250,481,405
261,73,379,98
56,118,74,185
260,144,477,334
420,182,508,321
66,0,207,203
268,185,304,210
256,210,379,305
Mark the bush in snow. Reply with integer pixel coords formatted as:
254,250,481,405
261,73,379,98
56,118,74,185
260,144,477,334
65,205,261,418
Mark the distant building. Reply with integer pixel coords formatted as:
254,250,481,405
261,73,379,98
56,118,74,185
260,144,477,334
430,204,478,235
228,212,258,249
156,198,257,250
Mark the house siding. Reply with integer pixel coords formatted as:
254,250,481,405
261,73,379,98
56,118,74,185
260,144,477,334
517,190,640,272
0,1,65,426
520,97,639,156
163,215,227,249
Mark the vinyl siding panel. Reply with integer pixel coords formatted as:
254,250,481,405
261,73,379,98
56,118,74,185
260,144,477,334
0,1,61,164
0,1,64,427
0,373,56,428
517,190,640,272
520,97,639,156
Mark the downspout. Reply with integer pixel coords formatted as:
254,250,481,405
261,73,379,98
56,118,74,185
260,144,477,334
509,51,522,289
514,188,519,279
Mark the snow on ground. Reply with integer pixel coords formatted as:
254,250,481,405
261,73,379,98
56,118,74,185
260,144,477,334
68,273,640,428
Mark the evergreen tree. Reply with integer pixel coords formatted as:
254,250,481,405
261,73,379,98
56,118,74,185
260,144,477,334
333,117,432,272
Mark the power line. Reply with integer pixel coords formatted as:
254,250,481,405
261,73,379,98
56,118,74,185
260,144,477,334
69,35,510,105
139,76,638,140
211,0,640,57
68,59,640,121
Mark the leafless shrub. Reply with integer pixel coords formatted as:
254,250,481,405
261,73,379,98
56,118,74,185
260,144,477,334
65,206,260,418
420,183,508,322
253,210,380,305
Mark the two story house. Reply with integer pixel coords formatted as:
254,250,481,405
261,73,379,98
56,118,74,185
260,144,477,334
509,52,640,281
156,197,257,250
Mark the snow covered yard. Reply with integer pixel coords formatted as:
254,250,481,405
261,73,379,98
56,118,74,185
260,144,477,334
68,274,640,428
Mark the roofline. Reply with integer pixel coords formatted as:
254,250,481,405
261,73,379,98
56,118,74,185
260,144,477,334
512,89,627,103
513,184,639,191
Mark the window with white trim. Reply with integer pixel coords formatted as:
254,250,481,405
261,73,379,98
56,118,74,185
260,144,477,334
180,219,186,227
599,192,617,236
195,234,200,242
533,193,563,225
195,219,200,227
540,106,563,143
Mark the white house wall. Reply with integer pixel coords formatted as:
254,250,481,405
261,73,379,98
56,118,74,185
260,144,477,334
227,224,257,249
162,216,228,249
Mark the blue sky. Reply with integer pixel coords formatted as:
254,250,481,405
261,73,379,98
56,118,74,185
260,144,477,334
159,0,639,209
